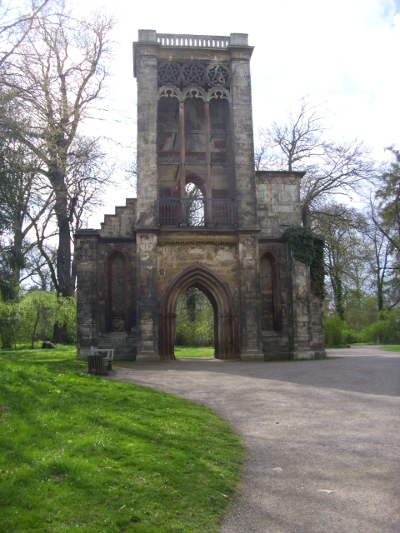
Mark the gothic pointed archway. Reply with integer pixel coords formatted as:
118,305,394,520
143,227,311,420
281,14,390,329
159,262,238,360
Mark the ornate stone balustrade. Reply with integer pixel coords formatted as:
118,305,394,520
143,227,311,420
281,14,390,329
156,34,230,48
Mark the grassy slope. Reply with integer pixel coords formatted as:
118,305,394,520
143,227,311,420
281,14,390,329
0,346,242,533
174,346,214,358
379,345,400,352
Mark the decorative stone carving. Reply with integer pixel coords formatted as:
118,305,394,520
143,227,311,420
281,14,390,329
181,62,206,86
158,62,180,85
208,87,230,102
158,86,180,100
157,62,231,90
182,86,206,101
207,64,230,87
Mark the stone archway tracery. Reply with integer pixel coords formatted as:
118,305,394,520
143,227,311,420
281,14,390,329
158,262,238,360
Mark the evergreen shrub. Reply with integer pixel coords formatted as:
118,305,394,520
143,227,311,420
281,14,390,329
282,227,325,298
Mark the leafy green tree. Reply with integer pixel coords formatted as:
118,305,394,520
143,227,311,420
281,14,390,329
0,298,18,348
373,147,400,255
17,290,57,348
176,287,213,346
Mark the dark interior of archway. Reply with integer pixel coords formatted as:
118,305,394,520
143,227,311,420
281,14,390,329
175,284,216,356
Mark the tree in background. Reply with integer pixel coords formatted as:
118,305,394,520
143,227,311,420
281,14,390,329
2,2,114,298
0,0,50,68
175,287,213,347
373,148,400,254
256,97,376,225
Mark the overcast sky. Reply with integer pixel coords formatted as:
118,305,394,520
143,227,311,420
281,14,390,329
72,0,400,227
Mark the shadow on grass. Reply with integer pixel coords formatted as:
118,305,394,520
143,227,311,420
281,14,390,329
0,346,243,533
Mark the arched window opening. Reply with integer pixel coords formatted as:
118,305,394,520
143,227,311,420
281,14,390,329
175,286,215,357
111,254,125,331
185,182,204,226
260,252,282,333
260,255,274,331
106,251,130,333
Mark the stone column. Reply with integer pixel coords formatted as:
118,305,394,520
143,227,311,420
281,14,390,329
75,231,99,360
229,34,263,360
179,102,186,198
290,254,315,359
204,102,212,197
134,30,160,361
204,101,212,224
179,101,186,223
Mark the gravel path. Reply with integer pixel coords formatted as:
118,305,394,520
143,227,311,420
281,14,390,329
109,346,399,533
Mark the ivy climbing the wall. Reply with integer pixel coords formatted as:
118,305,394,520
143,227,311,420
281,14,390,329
282,227,325,298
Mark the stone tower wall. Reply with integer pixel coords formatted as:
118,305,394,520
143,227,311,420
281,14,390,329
75,31,326,362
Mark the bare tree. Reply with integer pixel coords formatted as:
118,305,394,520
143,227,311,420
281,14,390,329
4,4,114,297
259,97,326,172
313,203,363,319
257,97,376,223
0,0,50,68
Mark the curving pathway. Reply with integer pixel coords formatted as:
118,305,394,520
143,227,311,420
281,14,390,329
109,346,399,533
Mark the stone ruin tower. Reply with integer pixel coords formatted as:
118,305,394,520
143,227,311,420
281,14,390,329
75,30,325,362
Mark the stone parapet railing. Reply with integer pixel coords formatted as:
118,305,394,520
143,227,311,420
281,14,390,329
157,198,237,227
156,34,230,48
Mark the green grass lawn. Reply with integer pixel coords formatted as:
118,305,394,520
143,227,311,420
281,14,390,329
0,345,242,532
174,346,215,358
379,345,400,353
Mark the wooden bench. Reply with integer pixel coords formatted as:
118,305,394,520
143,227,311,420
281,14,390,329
90,346,114,372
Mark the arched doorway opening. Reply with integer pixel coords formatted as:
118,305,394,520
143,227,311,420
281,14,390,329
159,262,238,360
175,285,215,357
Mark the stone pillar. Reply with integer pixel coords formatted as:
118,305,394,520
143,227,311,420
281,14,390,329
179,102,186,198
311,294,326,359
229,35,257,229
290,255,315,359
204,102,212,198
134,30,160,361
237,233,264,360
229,35,263,360
136,232,159,361
75,231,99,360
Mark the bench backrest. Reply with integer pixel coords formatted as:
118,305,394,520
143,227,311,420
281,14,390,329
90,346,114,360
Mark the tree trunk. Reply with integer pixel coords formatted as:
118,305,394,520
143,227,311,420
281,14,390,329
32,311,40,349
377,278,384,314
52,321,68,344
11,222,24,288
51,172,72,342
51,170,72,297
186,288,196,323
331,270,345,320
1,319,13,349
56,213,72,297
